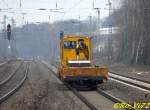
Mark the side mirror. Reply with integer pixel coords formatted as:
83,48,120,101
60,31,64,38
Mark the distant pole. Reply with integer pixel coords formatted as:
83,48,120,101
3,15,7,32
94,8,101,56
97,9,101,55
22,13,26,25
108,0,112,36
108,0,112,60
78,15,80,21
94,8,100,29
98,9,100,29
20,0,22,8
3,15,7,59
22,13,25,25
11,18,17,58
49,15,51,23
89,15,92,35
89,15,92,26
56,2,58,9
78,15,81,34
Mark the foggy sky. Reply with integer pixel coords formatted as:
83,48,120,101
0,0,122,27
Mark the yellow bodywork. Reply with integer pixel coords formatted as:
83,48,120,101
58,35,108,81
60,35,92,67
58,67,108,79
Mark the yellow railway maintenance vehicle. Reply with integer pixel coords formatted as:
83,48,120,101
58,33,108,88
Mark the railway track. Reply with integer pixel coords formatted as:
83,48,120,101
0,62,23,86
110,71,150,84
41,61,98,110
42,60,150,110
0,61,29,104
0,60,9,67
109,72,150,92
41,61,126,110
52,61,150,90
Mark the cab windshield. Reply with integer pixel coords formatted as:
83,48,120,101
64,41,76,49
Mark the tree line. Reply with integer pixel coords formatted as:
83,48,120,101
108,0,150,65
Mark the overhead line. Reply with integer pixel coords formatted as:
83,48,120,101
1,0,9,8
15,0,19,7
62,0,85,19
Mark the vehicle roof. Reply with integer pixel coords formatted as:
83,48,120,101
62,35,90,40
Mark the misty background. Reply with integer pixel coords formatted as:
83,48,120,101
0,0,150,66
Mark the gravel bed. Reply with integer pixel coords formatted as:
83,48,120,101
98,80,150,103
93,57,150,83
0,61,21,83
0,61,90,110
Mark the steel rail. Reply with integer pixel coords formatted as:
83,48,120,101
0,62,29,104
0,60,9,67
96,89,136,110
42,61,140,110
110,71,150,84
0,62,24,86
109,73,150,91
41,61,98,110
